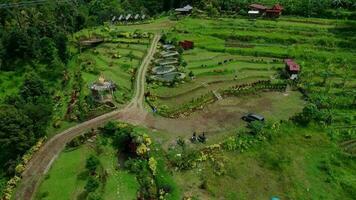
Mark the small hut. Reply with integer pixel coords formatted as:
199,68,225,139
175,5,193,15
179,40,194,50
134,14,140,20
125,14,132,21
284,59,300,79
111,16,116,23
118,15,124,21
90,75,116,102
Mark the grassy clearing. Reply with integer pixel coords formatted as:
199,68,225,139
35,139,139,200
173,125,356,200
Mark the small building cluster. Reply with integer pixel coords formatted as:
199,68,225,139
284,59,300,80
150,44,185,83
175,5,193,15
248,4,284,19
90,75,117,102
111,14,147,24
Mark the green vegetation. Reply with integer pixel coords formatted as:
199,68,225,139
0,0,355,199
35,134,139,200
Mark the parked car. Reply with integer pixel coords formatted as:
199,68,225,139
241,113,265,122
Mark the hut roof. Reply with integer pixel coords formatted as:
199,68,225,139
90,75,116,91
284,59,300,71
162,44,176,50
161,51,179,58
125,14,132,20
249,4,267,10
111,16,116,22
184,5,193,10
175,4,193,12
134,14,140,20
118,15,123,20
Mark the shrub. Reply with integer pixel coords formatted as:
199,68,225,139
86,155,100,173
85,177,100,192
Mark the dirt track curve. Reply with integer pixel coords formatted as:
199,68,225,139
15,34,161,200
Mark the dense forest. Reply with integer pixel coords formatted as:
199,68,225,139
0,0,355,193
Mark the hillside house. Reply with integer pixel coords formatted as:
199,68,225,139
249,3,283,18
179,40,194,50
284,59,300,79
266,4,284,18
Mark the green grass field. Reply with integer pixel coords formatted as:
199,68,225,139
173,125,355,200
35,139,139,200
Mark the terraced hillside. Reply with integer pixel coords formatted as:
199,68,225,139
147,17,355,121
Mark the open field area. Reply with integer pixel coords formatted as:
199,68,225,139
35,138,139,200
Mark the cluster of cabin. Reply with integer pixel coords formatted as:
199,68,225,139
150,44,186,83
248,4,284,19
111,14,148,24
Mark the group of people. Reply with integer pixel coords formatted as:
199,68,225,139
191,132,207,143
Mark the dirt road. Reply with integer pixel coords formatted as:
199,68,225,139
14,34,161,200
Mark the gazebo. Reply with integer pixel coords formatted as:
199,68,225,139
90,75,116,102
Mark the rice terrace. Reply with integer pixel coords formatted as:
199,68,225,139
0,1,355,200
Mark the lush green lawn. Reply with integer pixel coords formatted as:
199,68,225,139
35,140,139,200
35,146,89,200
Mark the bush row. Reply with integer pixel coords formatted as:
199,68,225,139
1,137,46,200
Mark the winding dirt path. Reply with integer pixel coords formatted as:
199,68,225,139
15,34,160,200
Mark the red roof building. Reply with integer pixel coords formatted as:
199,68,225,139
179,40,194,50
266,4,284,18
284,59,300,74
249,3,284,18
